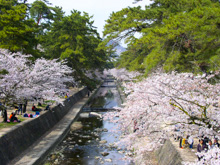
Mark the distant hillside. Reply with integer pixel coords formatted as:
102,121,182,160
107,40,126,56
115,44,126,56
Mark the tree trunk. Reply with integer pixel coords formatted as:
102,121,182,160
3,109,7,122
2,98,8,122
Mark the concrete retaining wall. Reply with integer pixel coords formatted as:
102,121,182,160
156,139,182,165
116,80,126,104
83,81,103,107
0,87,88,165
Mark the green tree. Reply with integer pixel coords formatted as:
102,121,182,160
30,0,52,25
29,0,65,58
42,10,108,89
29,0,63,32
115,39,148,72
102,0,220,75
0,0,37,54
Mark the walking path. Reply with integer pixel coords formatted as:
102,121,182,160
170,138,198,163
8,88,90,165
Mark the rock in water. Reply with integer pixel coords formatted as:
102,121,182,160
95,156,101,160
103,128,108,132
70,122,83,131
90,112,102,118
50,154,56,161
99,140,107,144
105,158,112,162
101,152,109,156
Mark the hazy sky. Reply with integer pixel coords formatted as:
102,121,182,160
27,0,150,37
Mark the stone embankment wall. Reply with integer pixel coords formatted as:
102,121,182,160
116,80,126,104
156,139,182,165
0,87,88,165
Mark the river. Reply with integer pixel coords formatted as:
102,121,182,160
44,80,134,165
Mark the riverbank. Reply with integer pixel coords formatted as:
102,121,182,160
0,87,82,130
116,80,126,104
0,87,92,165
156,138,197,165
115,79,197,165
9,93,90,165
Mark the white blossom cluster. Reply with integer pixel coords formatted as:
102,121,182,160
104,69,220,164
106,68,141,81
0,49,74,104
85,69,105,80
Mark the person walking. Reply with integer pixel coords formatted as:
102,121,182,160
188,135,194,149
197,139,205,161
17,104,22,115
208,140,214,150
213,138,220,148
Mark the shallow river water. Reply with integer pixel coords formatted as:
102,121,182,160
44,83,134,165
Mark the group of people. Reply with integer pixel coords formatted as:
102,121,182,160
8,104,48,122
7,105,23,122
197,137,220,160
179,135,194,149
32,105,42,112
14,104,23,115
32,104,51,111
178,135,220,161
1,99,53,123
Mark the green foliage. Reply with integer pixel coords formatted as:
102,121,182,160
102,0,220,75
30,0,53,25
0,0,66,57
0,69,9,76
0,0,109,89
115,40,147,72
41,10,108,89
0,0,37,54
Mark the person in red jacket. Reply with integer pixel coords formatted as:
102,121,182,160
9,112,19,122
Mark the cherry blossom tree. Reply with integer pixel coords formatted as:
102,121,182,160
0,49,30,104
85,69,105,81
107,68,141,81
0,49,74,107
18,57,74,102
85,68,141,82
104,68,220,164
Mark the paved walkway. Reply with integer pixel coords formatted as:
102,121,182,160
8,88,90,165
170,138,198,163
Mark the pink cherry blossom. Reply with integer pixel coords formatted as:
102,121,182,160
104,68,220,164
0,49,74,104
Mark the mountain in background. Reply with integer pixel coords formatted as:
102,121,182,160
115,44,126,56
107,40,126,57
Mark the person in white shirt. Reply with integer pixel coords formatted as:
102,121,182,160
188,135,194,149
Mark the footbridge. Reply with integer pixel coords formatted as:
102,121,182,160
82,107,119,112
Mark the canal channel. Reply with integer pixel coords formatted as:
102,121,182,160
44,79,134,165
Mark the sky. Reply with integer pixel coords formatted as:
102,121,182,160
27,0,150,38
